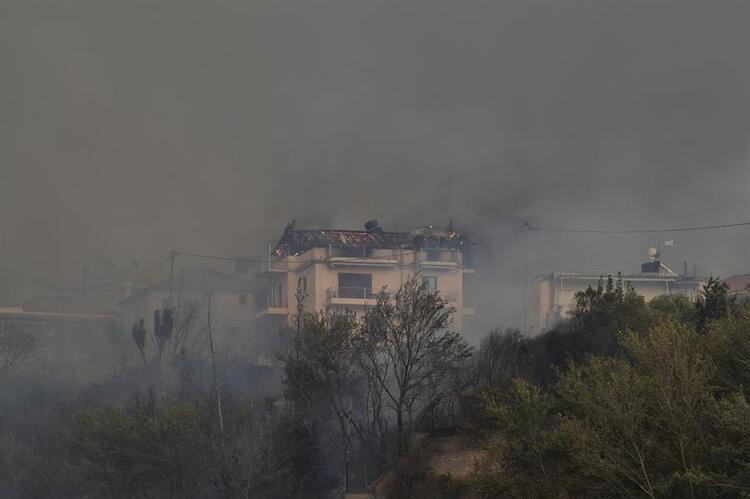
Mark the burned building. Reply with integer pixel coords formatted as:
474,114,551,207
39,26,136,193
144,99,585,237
255,220,478,354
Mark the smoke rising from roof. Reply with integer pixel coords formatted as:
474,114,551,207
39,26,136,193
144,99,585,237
2,0,750,329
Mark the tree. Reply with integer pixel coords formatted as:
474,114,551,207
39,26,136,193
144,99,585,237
281,309,361,492
705,307,750,400
696,277,734,333
648,293,696,326
554,322,735,498
65,400,216,497
568,274,656,356
131,318,146,365
475,327,525,387
359,275,472,455
475,378,559,498
0,323,38,378
154,307,175,362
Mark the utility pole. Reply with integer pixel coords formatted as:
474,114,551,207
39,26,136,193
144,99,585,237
168,250,178,305
523,222,531,334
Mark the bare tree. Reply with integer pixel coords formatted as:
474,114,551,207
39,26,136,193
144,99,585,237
281,309,361,493
358,275,472,454
205,290,224,433
0,323,38,378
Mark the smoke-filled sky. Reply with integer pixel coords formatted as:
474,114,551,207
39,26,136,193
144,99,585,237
2,0,750,326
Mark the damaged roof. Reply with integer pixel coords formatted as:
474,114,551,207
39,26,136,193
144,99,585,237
272,222,476,257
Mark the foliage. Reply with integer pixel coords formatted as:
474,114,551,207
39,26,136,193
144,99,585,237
280,308,361,490
473,316,750,499
0,324,38,378
154,307,176,361
648,293,696,326
566,274,656,356
0,432,47,498
704,307,750,398
696,276,735,333
515,275,660,385
386,447,469,499
475,327,525,387
130,318,146,365
473,379,560,498
62,395,316,498
280,275,472,492
360,275,472,454
10,269,750,498
65,399,216,497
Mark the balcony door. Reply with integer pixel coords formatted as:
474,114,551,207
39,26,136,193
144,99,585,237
338,273,373,299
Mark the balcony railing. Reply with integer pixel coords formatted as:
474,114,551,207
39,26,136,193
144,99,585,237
415,249,461,264
261,259,289,272
328,287,375,300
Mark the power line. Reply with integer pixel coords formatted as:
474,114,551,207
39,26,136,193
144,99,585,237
177,251,267,263
528,221,750,235
475,227,526,242
140,255,171,283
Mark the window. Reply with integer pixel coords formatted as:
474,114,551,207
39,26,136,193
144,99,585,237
270,283,284,307
422,276,438,294
338,273,373,298
238,293,247,306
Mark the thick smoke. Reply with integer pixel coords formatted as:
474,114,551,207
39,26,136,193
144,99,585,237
2,0,750,332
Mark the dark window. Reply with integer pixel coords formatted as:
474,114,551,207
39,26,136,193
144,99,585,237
422,276,438,293
339,246,365,257
338,273,373,298
270,283,284,307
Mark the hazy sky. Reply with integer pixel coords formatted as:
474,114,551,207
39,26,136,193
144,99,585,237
2,0,750,325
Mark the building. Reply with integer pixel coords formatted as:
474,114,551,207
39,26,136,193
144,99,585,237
724,273,750,301
255,221,478,349
528,249,706,335
0,294,122,383
117,268,258,361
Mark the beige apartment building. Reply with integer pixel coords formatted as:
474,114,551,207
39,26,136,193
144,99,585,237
528,250,706,335
255,221,477,349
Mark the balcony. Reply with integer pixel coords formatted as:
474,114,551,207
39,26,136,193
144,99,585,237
415,249,461,268
255,294,289,320
260,258,289,274
255,306,289,320
326,287,378,306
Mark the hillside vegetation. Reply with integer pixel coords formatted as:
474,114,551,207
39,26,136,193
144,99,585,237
2,275,749,498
